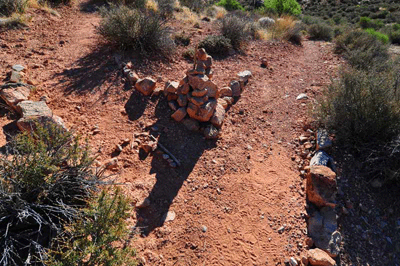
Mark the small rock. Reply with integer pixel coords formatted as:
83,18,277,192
196,48,208,61
230,80,241,97
168,101,179,111
278,226,285,234
306,165,337,208
152,87,163,96
217,98,228,109
201,225,208,232
135,77,156,96
210,103,225,128
177,94,188,107
140,141,157,153
127,71,139,84
307,248,336,266
187,99,217,122
104,158,119,170
296,93,308,100
171,107,187,122
218,86,233,98
0,86,30,111
12,64,25,72
163,210,176,222
310,151,335,171
165,81,179,94
204,124,219,139
289,257,298,266
10,70,22,83
317,129,332,150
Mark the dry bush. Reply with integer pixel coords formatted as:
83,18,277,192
198,35,232,56
98,4,175,58
308,22,333,41
220,13,251,50
0,0,25,16
269,16,302,44
175,6,199,24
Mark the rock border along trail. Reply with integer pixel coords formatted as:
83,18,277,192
0,1,343,265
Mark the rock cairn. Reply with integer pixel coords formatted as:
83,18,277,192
165,48,252,139
0,64,66,133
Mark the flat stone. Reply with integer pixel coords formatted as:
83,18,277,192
17,115,67,133
135,77,156,96
12,64,25,72
165,81,179,94
189,95,208,106
192,89,208,97
171,107,187,122
210,103,225,128
219,86,233,97
17,100,52,117
0,86,30,111
307,248,336,266
317,129,332,150
182,118,200,131
177,83,190,95
188,74,209,90
187,99,217,122
230,80,241,97
306,165,337,208
297,93,308,100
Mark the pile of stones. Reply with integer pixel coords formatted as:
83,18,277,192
0,64,66,133
165,48,251,139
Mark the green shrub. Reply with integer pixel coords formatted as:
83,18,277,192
198,35,232,56
220,14,250,49
48,189,137,266
264,0,301,16
308,22,333,41
393,23,400,31
359,16,384,29
0,123,98,265
389,30,400,44
0,0,25,16
364,28,389,44
317,67,400,146
216,0,244,11
335,30,389,70
98,5,175,58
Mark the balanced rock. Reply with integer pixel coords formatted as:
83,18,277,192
17,100,52,117
0,86,30,111
135,77,156,96
307,249,336,266
230,80,241,97
306,165,337,208
210,103,225,128
187,99,217,122
188,74,209,90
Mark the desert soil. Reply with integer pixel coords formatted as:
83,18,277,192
0,2,342,265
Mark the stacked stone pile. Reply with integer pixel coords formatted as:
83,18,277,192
0,64,66,132
165,48,251,138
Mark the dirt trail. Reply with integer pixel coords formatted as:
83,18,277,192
0,2,342,265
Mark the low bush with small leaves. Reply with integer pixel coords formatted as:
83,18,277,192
364,28,389,44
335,30,389,70
308,22,333,41
198,35,232,56
0,0,25,16
359,16,384,29
98,5,175,58
264,0,301,16
157,0,174,17
220,14,250,50
216,0,244,11
389,30,400,45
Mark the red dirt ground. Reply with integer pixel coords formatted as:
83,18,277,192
0,2,342,265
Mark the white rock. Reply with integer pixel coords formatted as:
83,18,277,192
296,93,308,100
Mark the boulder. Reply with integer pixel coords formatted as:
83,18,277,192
177,94,188,107
0,86,30,111
308,207,338,257
210,103,225,128
165,81,179,94
168,101,179,111
187,99,217,122
219,87,233,98
310,151,335,171
307,249,336,266
135,77,156,96
182,118,200,131
171,107,187,122
306,165,337,208
230,80,241,97
317,129,332,150
17,114,67,132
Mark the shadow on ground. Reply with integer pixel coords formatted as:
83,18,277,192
128,95,217,236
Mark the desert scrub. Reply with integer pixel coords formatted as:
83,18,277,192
174,32,190,46
0,122,99,265
198,35,232,56
0,0,25,16
220,14,251,50
308,22,333,41
269,15,301,43
47,189,137,266
157,0,174,17
335,30,389,70
317,66,400,146
359,16,384,30
98,5,175,58
264,0,301,16
216,0,244,11
182,48,195,60
364,28,389,44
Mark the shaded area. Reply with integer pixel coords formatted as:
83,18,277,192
334,151,400,265
131,95,216,236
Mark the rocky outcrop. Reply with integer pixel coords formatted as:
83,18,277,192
306,165,337,208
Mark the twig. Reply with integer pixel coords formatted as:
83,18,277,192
149,135,181,167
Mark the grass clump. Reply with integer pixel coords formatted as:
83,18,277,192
364,28,389,44
198,35,232,56
98,4,175,58
308,22,333,41
216,0,244,11
335,30,389,70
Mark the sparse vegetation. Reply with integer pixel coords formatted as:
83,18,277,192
308,22,333,41
198,35,232,55
220,14,250,49
98,4,175,57
0,0,25,16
